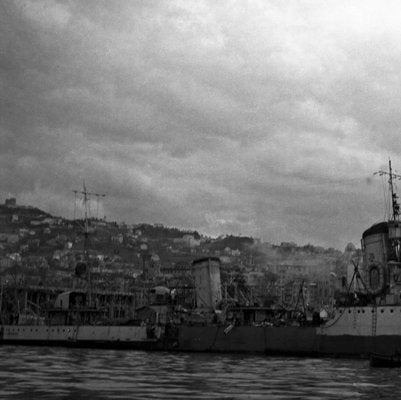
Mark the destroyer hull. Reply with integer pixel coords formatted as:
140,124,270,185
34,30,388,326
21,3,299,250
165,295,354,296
172,325,401,358
174,325,318,355
0,339,161,350
317,334,401,357
0,324,163,350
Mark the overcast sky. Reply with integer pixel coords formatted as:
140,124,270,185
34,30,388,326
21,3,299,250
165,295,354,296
2,0,401,250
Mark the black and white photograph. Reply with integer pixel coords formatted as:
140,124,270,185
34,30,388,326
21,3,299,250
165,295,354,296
2,0,401,398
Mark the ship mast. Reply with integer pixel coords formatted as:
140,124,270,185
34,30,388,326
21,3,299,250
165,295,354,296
374,160,401,221
73,182,105,308
374,160,401,263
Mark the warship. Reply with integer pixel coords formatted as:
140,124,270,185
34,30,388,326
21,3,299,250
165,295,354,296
167,161,401,358
0,184,163,349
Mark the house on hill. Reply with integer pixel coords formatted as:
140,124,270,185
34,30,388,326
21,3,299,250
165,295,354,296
111,233,124,244
0,255,16,271
0,233,19,244
5,198,16,207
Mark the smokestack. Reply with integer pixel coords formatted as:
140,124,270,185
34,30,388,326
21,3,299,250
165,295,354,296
192,257,222,310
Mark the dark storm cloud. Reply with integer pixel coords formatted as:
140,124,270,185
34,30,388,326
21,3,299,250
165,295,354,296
2,0,401,249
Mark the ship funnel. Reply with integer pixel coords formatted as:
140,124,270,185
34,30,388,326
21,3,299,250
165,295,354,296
192,257,222,310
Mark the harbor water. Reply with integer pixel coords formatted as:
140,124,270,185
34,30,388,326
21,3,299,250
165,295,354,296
1,346,401,399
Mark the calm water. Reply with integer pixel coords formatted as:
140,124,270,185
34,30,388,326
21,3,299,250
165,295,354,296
0,346,401,399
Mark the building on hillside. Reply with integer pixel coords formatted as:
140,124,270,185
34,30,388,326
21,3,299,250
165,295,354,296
0,233,19,244
5,198,16,207
30,220,43,226
183,234,201,248
19,228,29,237
173,235,201,248
161,262,192,276
224,247,241,257
19,244,29,253
7,253,21,263
111,233,124,244
22,255,49,271
280,242,297,248
0,256,16,271
306,280,333,308
28,239,40,249
142,253,160,280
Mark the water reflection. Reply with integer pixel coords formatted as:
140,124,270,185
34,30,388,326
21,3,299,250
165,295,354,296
0,346,401,399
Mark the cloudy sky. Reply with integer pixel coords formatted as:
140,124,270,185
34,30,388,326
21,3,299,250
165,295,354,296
2,0,401,250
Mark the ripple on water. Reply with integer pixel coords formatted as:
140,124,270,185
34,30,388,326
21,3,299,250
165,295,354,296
1,347,401,399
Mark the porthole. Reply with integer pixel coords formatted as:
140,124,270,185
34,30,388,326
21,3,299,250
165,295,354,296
381,309,384,313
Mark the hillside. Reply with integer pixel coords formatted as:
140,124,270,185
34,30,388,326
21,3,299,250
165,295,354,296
0,198,353,308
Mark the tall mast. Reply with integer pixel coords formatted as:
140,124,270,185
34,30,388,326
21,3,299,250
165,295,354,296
388,160,400,221
73,182,106,308
374,160,401,221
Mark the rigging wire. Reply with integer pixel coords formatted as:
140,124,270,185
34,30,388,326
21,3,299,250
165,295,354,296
87,198,92,219
73,190,77,221
286,177,366,189
381,174,389,221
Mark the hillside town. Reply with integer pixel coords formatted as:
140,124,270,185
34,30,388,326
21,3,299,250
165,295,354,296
0,197,357,319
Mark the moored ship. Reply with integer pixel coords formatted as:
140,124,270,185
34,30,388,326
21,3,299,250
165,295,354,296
0,288,164,349
167,161,401,358
0,184,164,349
